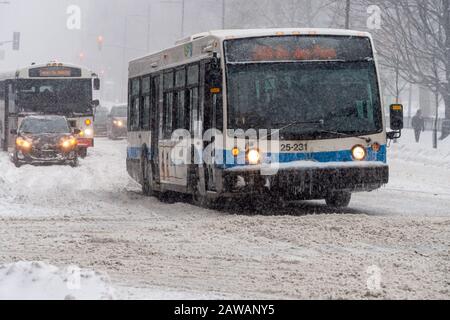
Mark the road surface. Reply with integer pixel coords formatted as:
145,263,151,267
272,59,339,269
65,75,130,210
0,132,448,299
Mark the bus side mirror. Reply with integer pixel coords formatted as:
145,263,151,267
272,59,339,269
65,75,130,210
390,104,404,131
387,104,404,140
10,129,17,135
91,99,100,107
93,78,100,91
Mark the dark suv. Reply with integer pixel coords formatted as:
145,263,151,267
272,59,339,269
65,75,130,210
11,116,79,168
107,105,128,140
94,106,109,137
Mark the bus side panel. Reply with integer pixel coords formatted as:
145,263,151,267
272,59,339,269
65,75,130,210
0,81,5,151
127,133,141,185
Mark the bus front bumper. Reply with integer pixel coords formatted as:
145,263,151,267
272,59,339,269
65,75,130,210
222,163,389,199
77,138,94,148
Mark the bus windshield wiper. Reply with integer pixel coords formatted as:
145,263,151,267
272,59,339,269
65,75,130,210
314,129,372,144
265,119,325,139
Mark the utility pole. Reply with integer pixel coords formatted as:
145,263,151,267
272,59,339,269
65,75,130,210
147,4,151,52
181,0,185,37
345,0,351,29
222,0,226,29
160,0,185,38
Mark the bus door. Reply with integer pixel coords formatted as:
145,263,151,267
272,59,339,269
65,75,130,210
159,70,188,187
5,81,18,151
150,75,160,185
203,60,223,192
0,81,6,151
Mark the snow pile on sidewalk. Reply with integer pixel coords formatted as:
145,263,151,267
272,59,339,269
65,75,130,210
0,262,115,300
389,130,450,169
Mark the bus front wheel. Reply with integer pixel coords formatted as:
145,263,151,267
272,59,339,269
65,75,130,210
325,191,352,208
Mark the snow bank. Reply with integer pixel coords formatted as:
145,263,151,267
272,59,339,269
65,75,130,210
389,130,450,169
0,262,115,300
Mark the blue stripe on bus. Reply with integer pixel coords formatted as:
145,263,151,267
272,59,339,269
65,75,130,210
127,146,151,160
127,145,387,167
220,145,387,169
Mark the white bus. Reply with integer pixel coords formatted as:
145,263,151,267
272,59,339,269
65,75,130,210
127,29,403,208
0,62,100,158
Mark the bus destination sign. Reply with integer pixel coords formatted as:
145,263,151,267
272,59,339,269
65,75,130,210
29,67,82,78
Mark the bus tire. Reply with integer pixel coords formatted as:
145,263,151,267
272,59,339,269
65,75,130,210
141,145,153,197
78,148,87,159
325,191,352,208
192,189,221,209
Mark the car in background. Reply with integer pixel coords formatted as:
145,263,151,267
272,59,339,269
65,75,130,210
11,115,79,168
107,104,128,140
94,106,109,137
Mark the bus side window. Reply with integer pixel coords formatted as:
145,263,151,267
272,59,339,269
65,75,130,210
187,64,200,136
173,68,187,131
142,77,151,131
8,84,16,114
150,75,160,133
163,71,174,139
130,78,140,131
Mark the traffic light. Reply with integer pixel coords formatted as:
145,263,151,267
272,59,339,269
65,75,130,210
97,35,104,51
12,32,20,51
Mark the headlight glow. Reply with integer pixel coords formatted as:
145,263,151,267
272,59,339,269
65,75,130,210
352,145,367,161
61,137,77,150
16,137,32,150
113,120,124,127
247,149,261,165
84,128,94,137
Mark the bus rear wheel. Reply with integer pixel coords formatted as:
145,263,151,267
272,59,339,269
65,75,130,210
325,191,352,208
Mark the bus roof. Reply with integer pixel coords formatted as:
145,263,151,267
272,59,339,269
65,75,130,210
176,28,372,43
129,28,373,78
0,61,97,81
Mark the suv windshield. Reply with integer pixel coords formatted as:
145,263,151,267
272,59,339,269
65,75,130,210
111,106,127,117
226,61,382,140
20,118,71,134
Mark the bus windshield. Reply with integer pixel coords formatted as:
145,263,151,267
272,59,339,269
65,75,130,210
17,79,93,116
226,61,383,140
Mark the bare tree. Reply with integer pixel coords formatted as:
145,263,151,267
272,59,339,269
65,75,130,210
228,0,331,29
369,0,450,121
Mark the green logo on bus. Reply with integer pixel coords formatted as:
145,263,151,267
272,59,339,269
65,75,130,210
184,43,193,58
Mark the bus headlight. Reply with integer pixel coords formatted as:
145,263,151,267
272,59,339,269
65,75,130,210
352,146,366,161
84,128,94,137
247,149,261,165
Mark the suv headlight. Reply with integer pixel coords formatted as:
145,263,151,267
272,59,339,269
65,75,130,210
60,136,77,150
16,137,32,150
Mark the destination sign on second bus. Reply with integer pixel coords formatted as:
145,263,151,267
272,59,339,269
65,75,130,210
224,36,374,63
29,67,82,78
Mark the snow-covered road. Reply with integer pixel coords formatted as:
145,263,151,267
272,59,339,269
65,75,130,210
0,131,449,299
